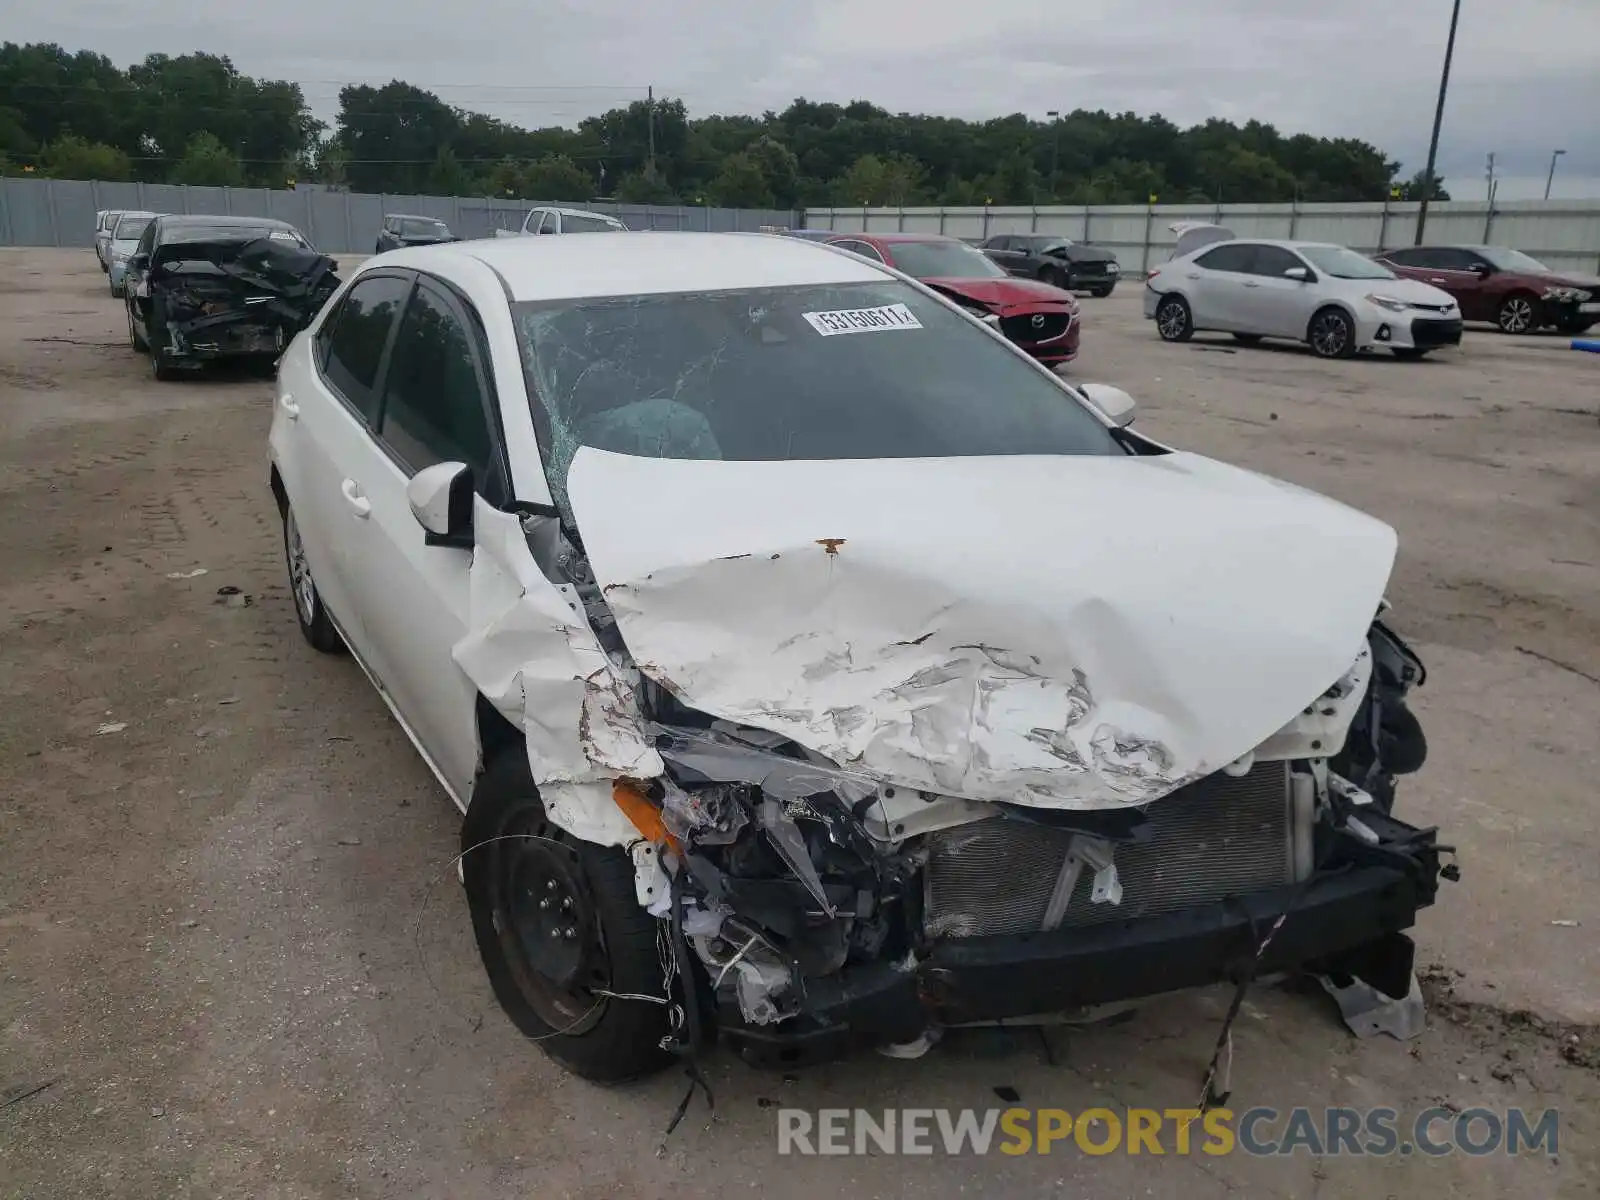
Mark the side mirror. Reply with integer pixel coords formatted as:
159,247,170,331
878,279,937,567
1284,266,1310,281
407,461,475,549
1471,262,1492,277
128,253,149,271
1078,382,1138,428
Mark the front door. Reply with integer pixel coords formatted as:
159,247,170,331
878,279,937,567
1237,244,1321,338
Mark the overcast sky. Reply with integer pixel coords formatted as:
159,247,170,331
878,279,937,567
12,0,1600,198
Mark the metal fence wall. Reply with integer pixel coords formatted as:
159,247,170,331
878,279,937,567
806,200,1600,276
0,176,797,252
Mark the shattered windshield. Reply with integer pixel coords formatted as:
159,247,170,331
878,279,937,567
512,280,1123,512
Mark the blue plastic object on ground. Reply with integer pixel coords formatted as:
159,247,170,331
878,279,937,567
1573,338,1600,353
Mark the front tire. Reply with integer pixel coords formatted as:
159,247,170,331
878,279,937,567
1497,292,1540,334
1155,294,1194,342
1090,285,1114,298
1308,306,1357,358
282,505,345,654
463,749,674,1082
127,304,147,352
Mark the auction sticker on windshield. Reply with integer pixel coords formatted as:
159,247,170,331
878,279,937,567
802,304,923,336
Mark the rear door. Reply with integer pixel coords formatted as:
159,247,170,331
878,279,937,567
984,235,1030,275
291,271,413,645
1187,242,1257,331
335,274,510,799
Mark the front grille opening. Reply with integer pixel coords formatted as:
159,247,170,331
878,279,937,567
923,763,1298,939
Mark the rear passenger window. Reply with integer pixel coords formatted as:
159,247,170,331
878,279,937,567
377,283,493,479
1195,244,1253,272
321,274,412,423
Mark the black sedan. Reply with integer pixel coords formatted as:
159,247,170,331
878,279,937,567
376,214,458,253
978,233,1121,297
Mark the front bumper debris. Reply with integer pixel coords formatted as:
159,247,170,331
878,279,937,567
719,809,1443,1067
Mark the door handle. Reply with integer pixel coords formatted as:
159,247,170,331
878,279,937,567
341,478,371,519
279,393,299,420
1429,277,1447,284
1185,272,1200,280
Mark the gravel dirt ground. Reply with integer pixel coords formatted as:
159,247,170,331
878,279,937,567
2,248,1597,1199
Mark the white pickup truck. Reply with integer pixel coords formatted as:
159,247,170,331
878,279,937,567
493,206,629,237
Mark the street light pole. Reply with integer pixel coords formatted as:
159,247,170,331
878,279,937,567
1047,110,1060,198
1414,0,1462,245
1544,149,1566,200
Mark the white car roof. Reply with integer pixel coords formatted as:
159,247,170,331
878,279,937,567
434,232,887,302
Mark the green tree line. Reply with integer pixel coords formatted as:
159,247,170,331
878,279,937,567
1,41,1449,207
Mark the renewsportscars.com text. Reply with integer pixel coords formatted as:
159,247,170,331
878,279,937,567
776,1106,1559,1158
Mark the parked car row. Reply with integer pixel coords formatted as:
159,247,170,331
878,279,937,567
817,232,1082,366
1143,223,1597,358
267,229,1447,1080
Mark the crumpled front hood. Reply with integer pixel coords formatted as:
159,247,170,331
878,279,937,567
920,276,1076,309
567,447,1397,809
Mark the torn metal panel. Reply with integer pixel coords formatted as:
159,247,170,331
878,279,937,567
452,503,661,841
152,235,339,355
566,446,1398,810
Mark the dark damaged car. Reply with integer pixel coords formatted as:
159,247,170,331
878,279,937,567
269,232,1453,1082
125,216,341,380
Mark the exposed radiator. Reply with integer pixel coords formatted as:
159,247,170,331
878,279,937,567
923,763,1302,939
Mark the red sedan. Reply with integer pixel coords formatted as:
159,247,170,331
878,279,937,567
824,233,1081,366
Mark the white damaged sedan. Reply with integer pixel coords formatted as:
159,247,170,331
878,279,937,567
269,231,1450,1080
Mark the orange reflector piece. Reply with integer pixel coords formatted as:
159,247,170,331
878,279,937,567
613,779,678,850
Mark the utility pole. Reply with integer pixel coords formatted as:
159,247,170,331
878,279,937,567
645,85,657,181
1484,151,1495,202
1414,0,1462,244
1046,110,1060,196
1544,148,1566,200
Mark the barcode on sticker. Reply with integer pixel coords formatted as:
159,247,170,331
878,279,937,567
802,304,923,336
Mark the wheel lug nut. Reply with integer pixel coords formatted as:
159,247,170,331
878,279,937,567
538,898,550,910
563,926,576,939
561,898,573,911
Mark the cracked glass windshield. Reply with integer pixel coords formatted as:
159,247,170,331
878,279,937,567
513,280,1121,511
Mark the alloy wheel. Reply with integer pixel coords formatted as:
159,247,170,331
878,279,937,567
1499,296,1534,334
285,510,316,625
1311,311,1351,357
1157,299,1188,340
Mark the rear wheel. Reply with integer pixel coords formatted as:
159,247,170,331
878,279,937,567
1308,306,1356,358
282,505,345,654
1155,294,1194,342
1496,292,1540,334
463,749,674,1082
